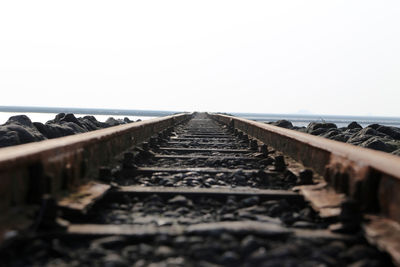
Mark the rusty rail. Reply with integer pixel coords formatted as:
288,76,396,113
0,113,192,213
210,113,400,222
210,113,400,265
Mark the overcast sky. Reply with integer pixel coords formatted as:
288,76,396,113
1,1,399,116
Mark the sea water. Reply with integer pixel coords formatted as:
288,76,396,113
2,111,400,129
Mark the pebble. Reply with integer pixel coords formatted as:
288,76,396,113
103,253,129,267
90,236,127,250
240,196,260,207
340,245,379,261
320,241,347,257
167,195,193,206
220,251,240,265
292,221,317,228
155,246,174,258
241,235,260,253
249,247,268,262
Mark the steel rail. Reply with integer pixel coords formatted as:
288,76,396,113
209,113,400,223
210,113,400,265
0,113,192,213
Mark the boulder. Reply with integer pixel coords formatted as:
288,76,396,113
59,113,84,128
375,125,400,140
320,129,342,139
105,117,122,127
308,128,330,136
0,113,136,148
34,122,76,139
81,116,108,129
347,127,387,145
60,121,87,134
270,120,293,129
123,117,133,123
0,130,20,147
307,122,338,132
4,115,35,128
306,122,337,135
47,113,66,123
1,115,46,145
347,121,362,129
360,137,394,153
331,134,350,143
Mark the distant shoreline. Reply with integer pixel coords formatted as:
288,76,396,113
0,106,180,117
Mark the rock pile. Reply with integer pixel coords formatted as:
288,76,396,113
0,113,135,148
269,120,400,155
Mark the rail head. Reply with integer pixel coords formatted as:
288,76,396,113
209,113,400,223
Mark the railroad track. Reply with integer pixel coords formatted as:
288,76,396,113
0,112,399,266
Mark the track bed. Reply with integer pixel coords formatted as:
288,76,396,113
0,114,394,266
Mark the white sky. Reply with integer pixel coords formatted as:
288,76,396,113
0,1,399,116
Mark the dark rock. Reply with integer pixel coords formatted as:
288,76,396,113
347,127,385,146
307,122,337,133
248,247,268,263
360,137,393,152
4,115,34,128
270,120,293,129
348,121,362,129
167,195,193,206
367,123,380,130
310,251,338,266
358,127,387,138
123,117,133,123
154,246,174,258
34,122,75,139
0,130,20,147
79,116,102,131
267,200,289,216
320,129,342,139
292,221,316,228
240,196,259,207
1,123,45,145
284,170,297,183
90,236,127,250
320,241,347,257
105,117,122,127
331,134,350,142
59,113,83,127
266,244,299,258
280,211,298,225
103,253,129,267
340,245,379,262
220,251,239,265
61,121,87,133
298,207,314,221
132,259,147,267
241,235,260,253
48,113,66,123
298,169,313,185
375,125,400,140
274,155,286,171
